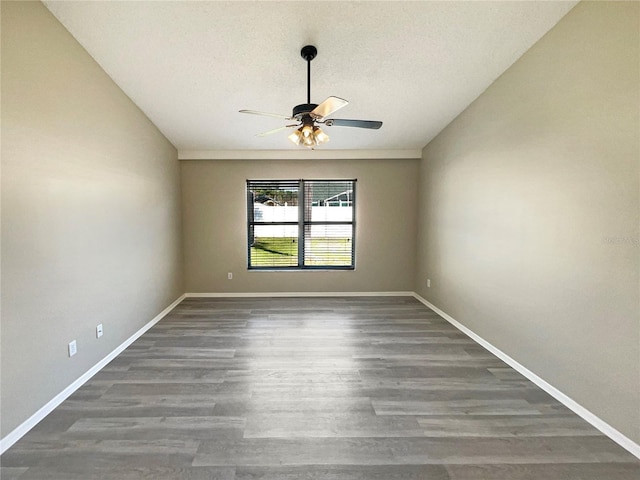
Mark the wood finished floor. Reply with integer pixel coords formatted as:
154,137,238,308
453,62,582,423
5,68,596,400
1,296,638,479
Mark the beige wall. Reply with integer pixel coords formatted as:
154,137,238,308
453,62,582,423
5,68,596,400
416,1,639,443
1,1,183,437
181,159,418,293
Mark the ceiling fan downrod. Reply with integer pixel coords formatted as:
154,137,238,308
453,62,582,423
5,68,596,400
300,45,317,105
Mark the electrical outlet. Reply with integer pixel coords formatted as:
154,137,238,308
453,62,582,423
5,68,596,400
96,324,103,338
427,278,431,288
68,340,77,357
227,272,233,280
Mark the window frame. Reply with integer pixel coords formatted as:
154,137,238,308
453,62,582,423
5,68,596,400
247,179,356,270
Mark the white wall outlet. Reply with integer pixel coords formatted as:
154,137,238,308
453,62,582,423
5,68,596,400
96,324,103,338
427,278,431,288
68,340,77,357
227,272,233,280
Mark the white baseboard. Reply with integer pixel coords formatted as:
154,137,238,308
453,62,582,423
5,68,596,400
185,291,414,298
0,294,186,455
412,293,640,460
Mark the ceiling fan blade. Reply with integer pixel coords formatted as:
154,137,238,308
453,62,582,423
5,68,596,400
256,125,296,137
310,96,349,119
325,119,383,129
239,109,293,120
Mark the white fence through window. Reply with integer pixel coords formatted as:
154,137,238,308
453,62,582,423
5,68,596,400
253,204,352,237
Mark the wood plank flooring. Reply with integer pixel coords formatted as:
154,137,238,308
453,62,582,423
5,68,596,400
2,296,638,479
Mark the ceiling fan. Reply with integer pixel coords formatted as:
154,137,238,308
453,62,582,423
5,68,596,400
240,45,383,148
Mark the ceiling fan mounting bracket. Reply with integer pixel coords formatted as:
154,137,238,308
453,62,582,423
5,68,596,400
300,45,317,62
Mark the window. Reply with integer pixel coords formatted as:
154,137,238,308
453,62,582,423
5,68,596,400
247,179,356,269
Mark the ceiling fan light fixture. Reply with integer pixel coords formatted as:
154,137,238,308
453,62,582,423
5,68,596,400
301,124,313,138
313,126,329,144
288,129,303,145
289,122,330,148
302,133,316,147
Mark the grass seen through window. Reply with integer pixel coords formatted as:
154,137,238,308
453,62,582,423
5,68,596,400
251,237,352,266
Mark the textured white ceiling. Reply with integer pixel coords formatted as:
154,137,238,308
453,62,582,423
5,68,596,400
43,1,577,154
